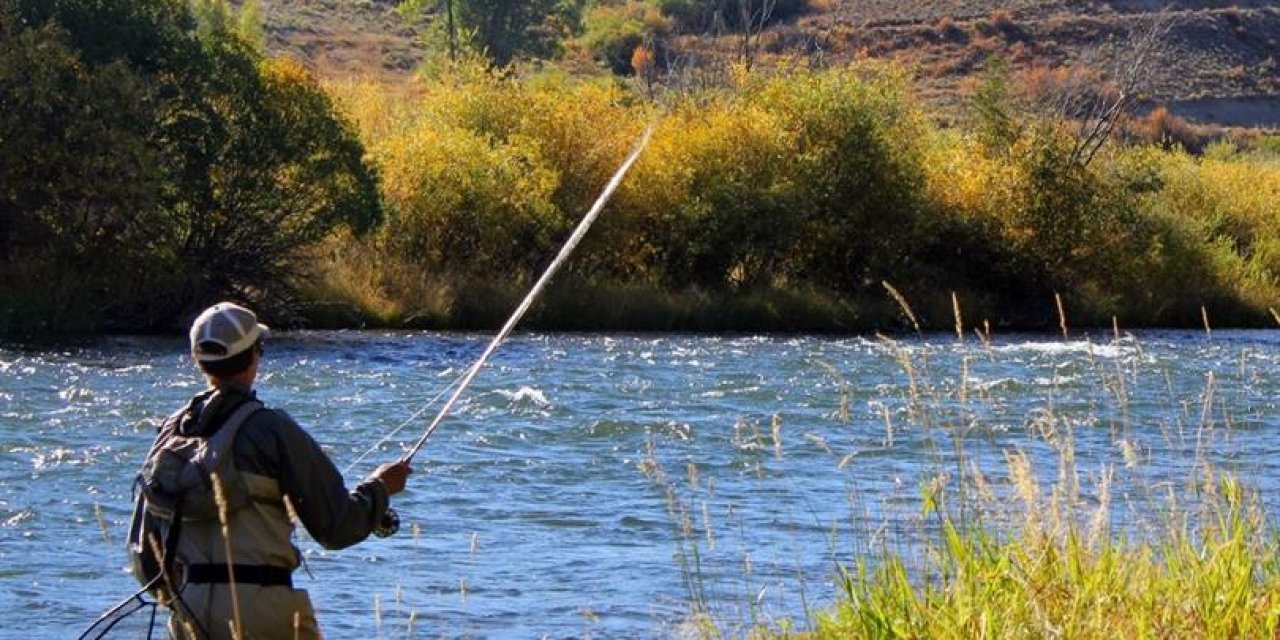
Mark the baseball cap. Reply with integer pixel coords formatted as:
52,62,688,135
189,302,269,362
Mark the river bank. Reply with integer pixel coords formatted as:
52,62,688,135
296,275,1280,335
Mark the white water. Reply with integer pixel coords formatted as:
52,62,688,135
1,330,1278,638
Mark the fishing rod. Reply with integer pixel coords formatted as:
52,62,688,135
343,374,462,475
373,124,655,535
402,125,653,462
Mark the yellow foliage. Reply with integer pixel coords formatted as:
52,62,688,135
324,77,426,146
1155,148,1280,289
309,61,1280,329
923,130,1021,223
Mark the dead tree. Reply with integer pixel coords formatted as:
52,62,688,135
736,0,776,70
1047,11,1177,167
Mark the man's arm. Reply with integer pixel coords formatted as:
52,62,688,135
268,411,398,550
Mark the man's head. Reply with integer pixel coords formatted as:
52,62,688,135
189,302,268,381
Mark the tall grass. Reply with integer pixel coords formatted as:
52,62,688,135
635,327,1280,639
814,477,1278,639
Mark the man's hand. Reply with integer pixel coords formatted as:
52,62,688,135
372,460,412,495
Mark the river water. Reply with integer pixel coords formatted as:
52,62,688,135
2,330,1278,638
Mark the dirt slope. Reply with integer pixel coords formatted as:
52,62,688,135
247,0,1279,126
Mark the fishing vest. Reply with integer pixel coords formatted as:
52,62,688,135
130,396,300,600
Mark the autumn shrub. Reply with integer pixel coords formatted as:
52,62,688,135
1127,105,1217,153
518,80,645,226
332,64,656,283
755,63,930,292
376,123,563,278
648,93,800,289
578,2,658,75
1072,146,1233,324
522,79,666,282
316,56,1279,331
918,130,1036,319
628,63,932,293
934,15,966,43
418,61,534,142
920,121,1245,327
1147,145,1280,315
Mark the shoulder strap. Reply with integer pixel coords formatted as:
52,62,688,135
192,399,264,475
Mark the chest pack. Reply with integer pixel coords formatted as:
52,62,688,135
126,399,263,597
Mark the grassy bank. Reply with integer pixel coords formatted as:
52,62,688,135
805,476,1280,639
631,330,1280,638
309,61,1280,332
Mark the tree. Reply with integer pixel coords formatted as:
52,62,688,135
0,0,381,333
735,0,776,70
1024,12,1176,167
401,0,582,67
0,6,167,332
786,70,928,293
968,57,1023,155
160,44,382,314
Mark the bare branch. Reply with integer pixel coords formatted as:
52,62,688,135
1066,10,1177,166
737,0,776,70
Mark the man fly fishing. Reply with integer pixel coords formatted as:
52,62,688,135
129,302,411,639
85,125,652,639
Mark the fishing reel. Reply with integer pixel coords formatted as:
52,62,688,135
374,507,400,538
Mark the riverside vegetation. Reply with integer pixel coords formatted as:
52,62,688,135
315,60,1280,332
3,1,1278,335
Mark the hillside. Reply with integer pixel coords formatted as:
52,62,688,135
796,1,1280,126
249,0,1278,127
253,0,422,77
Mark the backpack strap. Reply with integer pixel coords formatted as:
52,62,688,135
189,399,264,478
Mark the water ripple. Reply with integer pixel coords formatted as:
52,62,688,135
1,330,1277,637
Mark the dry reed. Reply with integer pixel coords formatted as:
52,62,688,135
1055,292,1068,339
211,472,243,640
776,331,1275,639
951,292,963,342
93,502,111,544
882,282,921,334
614,311,1279,639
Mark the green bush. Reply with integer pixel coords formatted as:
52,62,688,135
579,4,648,75
0,8,169,333
769,65,930,292
0,0,380,335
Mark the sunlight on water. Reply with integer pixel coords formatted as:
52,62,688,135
0,330,1277,638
